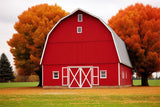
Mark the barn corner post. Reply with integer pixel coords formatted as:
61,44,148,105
141,72,149,86
35,67,42,87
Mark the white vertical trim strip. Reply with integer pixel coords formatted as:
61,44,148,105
118,63,120,86
97,67,99,85
62,67,63,85
68,68,71,88
67,67,69,86
91,67,93,85
80,68,82,88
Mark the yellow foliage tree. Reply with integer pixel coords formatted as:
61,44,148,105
7,4,69,86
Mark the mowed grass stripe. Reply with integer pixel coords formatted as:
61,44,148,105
0,82,39,89
0,80,160,89
0,95,160,107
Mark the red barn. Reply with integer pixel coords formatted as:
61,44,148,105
40,9,132,88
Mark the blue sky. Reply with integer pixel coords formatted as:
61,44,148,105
0,0,160,76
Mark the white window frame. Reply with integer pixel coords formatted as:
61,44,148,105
77,27,82,33
78,14,83,22
100,70,107,79
53,71,59,79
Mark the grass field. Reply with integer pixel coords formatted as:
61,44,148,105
0,79,159,89
0,94,160,107
133,79,160,86
0,80,160,107
0,82,39,89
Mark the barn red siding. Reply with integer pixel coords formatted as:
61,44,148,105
43,64,119,87
42,10,119,65
99,63,118,86
48,11,112,43
120,64,132,85
43,65,62,86
42,41,118,65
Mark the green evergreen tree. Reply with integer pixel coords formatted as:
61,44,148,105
0,53,15,82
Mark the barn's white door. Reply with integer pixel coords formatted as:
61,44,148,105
62,66,99,88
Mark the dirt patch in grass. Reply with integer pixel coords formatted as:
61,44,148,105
0,86,160,95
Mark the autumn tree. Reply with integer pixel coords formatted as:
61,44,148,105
7,4,68,86
0,53,15,82
108,3,160,86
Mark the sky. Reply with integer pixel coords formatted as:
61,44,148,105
0,0,160,76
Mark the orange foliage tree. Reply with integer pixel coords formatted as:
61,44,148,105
7,4,68,86
108,3,160,86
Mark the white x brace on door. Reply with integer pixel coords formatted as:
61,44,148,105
62,66,99,88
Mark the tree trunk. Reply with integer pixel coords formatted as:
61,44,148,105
35,68,42,87
141,73,149,86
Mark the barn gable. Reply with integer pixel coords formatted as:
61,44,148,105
40,8,132,68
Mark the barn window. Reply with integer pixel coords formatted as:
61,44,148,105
77,27,82,33
53,71,59,79
78,14,83,22
122,71,124,79
100,70,107,78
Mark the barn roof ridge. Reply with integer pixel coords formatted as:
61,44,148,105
40,8,132,68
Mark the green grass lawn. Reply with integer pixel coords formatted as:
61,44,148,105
0,79,159,89
0,95,160,107
133,79,160,86
0,80,160,107
0,82,39,89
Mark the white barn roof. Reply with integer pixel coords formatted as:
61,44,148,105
40,8,132,68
